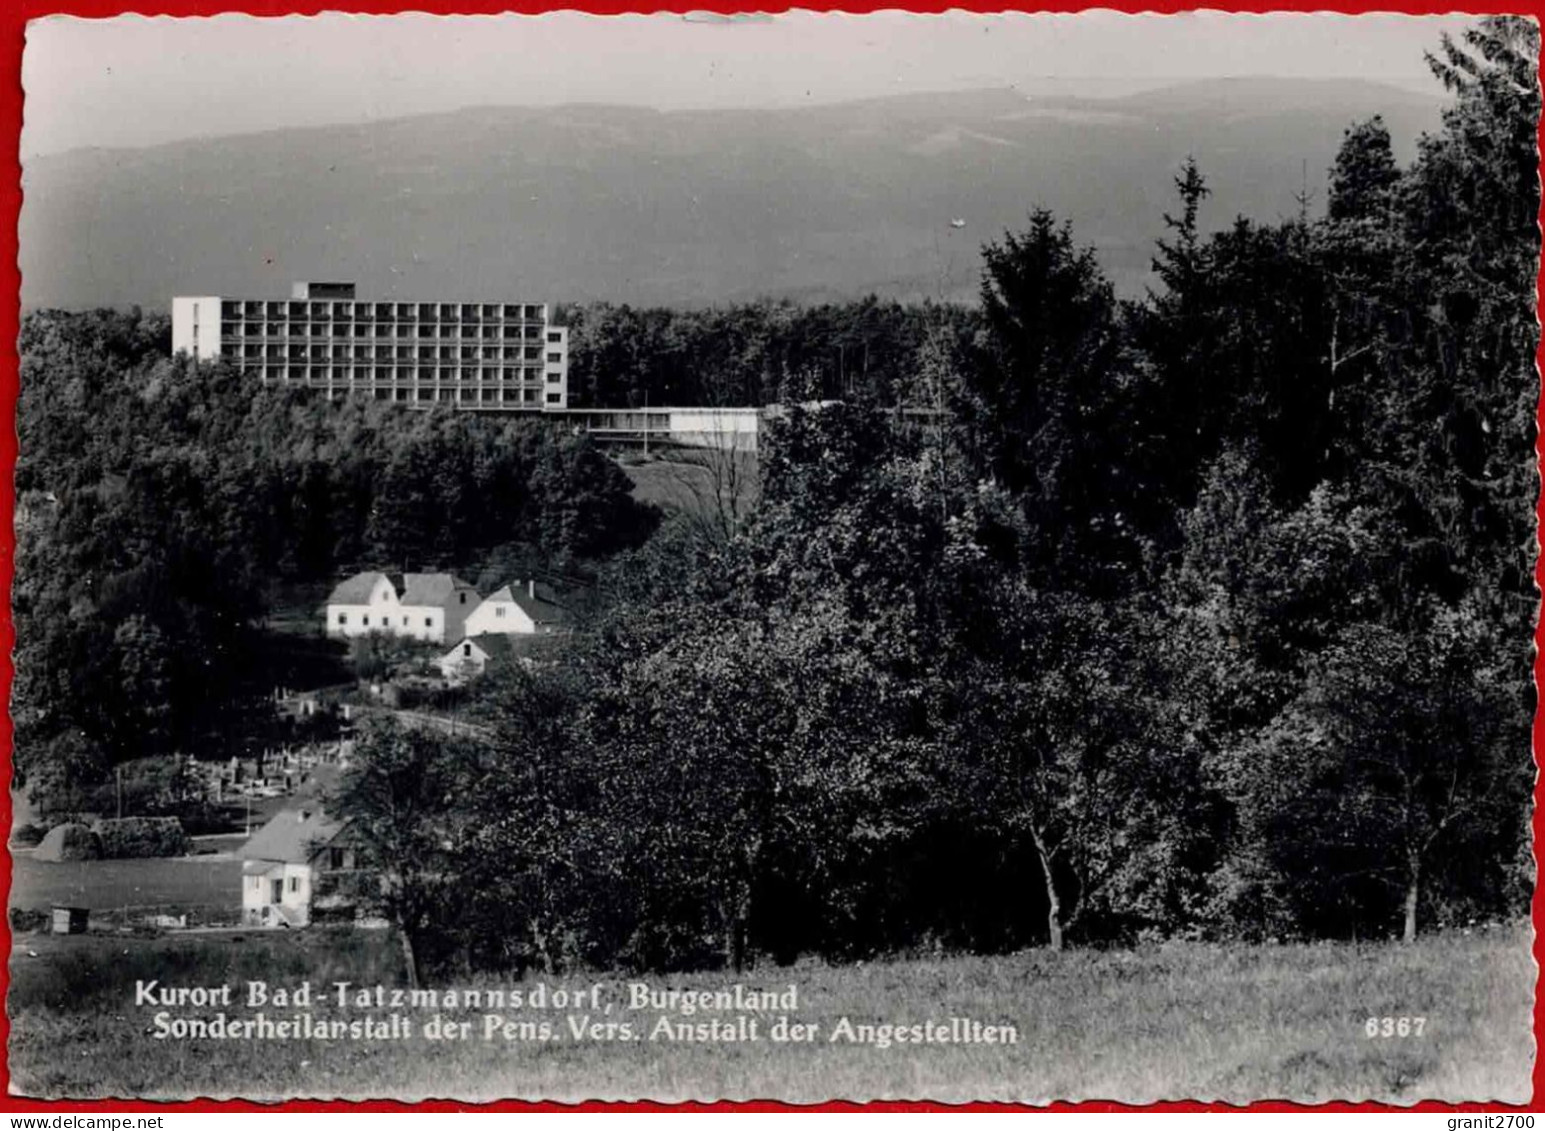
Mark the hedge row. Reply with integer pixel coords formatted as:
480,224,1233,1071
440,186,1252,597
93,817,189,859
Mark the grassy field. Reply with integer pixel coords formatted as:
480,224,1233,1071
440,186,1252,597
622,457,717,514
621,452,759,518
10,854,242,917
7,924,1532,1104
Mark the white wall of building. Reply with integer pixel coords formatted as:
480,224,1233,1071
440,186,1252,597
328,604,390,637
243,862,313,925
464,595,537,637
325,576,400,638
669,408,761,451
171,296,223,361
543,325,569,411
397,605,447,643
437,639,494,682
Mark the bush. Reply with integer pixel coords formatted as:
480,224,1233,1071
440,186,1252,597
8,907,49,933
349,634,437,683
77,756,208,822
310,902,360,926
38,811,101,829
93,816,189,859
393,681,466,712
11,822,45,848
35,823,102,862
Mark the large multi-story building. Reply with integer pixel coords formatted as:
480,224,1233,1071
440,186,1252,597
171,281,568,410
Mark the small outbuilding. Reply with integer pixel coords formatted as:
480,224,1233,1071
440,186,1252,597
436,634,520,683
51,906,89,934
436,633,567,683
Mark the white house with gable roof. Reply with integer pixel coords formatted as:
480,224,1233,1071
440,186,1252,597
436,632,568,683
237,807,354,928
463,579,571,638
324,571,480,644
325,572,400,638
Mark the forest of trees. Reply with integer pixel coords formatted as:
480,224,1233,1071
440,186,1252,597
12,316,658,801
559,296,975,409
13,19,1538,979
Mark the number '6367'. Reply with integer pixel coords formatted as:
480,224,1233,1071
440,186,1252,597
1365,1016,1426,1038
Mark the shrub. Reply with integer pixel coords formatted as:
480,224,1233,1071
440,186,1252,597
11,822,44,848
310,903,360,926
34,823,102,862
393,681,466,712
8,907,49,933
77,756,209,823
93,816,189,859
349,634,437,683
39,811,101,830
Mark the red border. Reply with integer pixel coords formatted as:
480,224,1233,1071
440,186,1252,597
1,0,1541,1114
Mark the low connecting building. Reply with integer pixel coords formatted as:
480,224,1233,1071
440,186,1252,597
172,281,569,410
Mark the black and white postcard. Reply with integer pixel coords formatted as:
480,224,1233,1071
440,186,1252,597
9,9,1538,1104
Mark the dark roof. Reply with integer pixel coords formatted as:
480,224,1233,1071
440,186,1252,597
472,635,519,660
400,573,478,608
445,634,568,663
237,808,345,864
326,571,390,606
502,584,572,627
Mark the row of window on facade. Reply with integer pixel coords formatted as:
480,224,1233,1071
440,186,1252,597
228,344,562,363
220,301,547,321
340,605,512,629
238,363,562,383
339,611,435,629
252,375,560,397
263,383,563,404
219,322,563,342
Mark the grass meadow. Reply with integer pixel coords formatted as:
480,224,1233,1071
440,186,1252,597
7,923,1532,1104
10,854,243,917
621,451,759,518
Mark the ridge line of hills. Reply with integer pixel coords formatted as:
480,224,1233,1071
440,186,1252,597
21,76,1445,310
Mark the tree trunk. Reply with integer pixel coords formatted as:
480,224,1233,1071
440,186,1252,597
399,924,421,990
530,917,555,975
725,837,760,972
1402,856,1421,944
722,889,751,972
1030,826,1064,951
729,915,748,973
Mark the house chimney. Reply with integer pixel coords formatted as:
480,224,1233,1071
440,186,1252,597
528,578,535,599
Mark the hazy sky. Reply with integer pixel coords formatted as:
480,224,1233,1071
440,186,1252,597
23,11,1476,157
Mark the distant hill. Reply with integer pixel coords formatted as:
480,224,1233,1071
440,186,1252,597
20,78,1445,311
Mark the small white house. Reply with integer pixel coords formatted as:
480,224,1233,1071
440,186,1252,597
236,807,353,928
463,580,571,638
437,634,519,683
